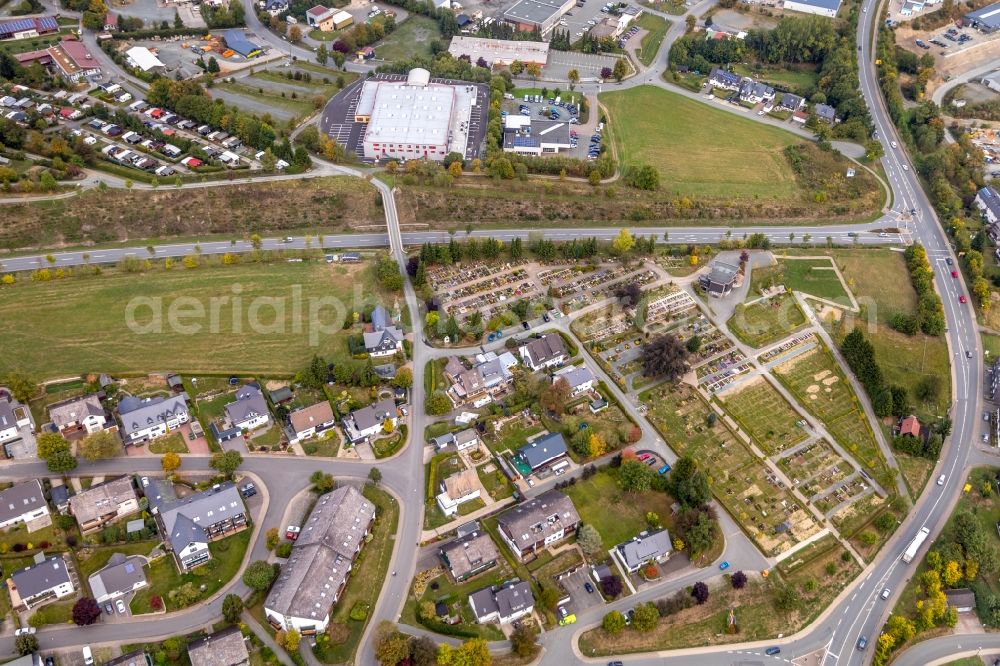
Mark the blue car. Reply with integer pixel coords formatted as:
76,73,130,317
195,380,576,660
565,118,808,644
658,464,671,475
765,647,780,656
719,561,730,570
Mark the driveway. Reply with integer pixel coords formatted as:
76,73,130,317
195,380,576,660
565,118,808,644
178,423,210,455
561,568,604,615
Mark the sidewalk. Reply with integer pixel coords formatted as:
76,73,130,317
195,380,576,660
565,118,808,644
420,496,516,542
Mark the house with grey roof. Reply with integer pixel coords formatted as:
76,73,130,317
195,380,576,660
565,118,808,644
496,490,580,561
613,528,672,573
48,393,107,437
147,480,247,571
0,394,32,447
814,103,837,124
104,650,151,666
440,526,499,581
519,333,567,371
265,485,376,633
469,581,534,624
516,432,568,472
89,553,147,603
708,67,741,91
778,92,805,112
117,393,189,445
224,385,270,432
551,364,595,396
68,476,138,534
9,554,74,611
0,479,49,529
739,78,775,105
341,398,397,443
698,260,740,297
187,627,250,666
49,485,72,514
945,587,976,613
976,186,1000,226
364,306,404,358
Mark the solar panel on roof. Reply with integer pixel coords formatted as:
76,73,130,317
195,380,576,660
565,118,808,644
124,563,135,574
512,136,539,147
1,18,38,31
37,17,58,30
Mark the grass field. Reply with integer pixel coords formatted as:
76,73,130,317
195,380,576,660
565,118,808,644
732,64,819,93
719,377,808,455
773,346,887,482
600,86,800,201
375,16,441,61
0,262,375,378
635,14,669,67
749,258,851,303
728,293,808,348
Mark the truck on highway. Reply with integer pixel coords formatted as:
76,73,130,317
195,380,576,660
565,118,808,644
902,527,931,563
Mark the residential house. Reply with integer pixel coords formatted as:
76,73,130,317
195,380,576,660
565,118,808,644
468,581,534,624
68,476,139,534
707,67,742,91
613,528,672,573
187,627,250,666
439,526,499,581
778,92,805,111
698,260,740,297
363,307,404,358
0,479,49,529
975,186,1000,225
0,395,32,446
739,78,775,104
551,364,595,396
117,394,189,445
519,333,567,371
814,103,837,124
453,428,481,451
49,485,72,514
103,13,118,31
289,401,337,444
945,588,976,613
224,385,270,432
265,485,376,633
341,398,397,443
449,352,518,405
496,490,580,561
899,415,921,438
147,480,248,571
262,0,288,16
436,469,481,517
5,655,41,666
48,393,107,437
8,555,74,611
89,553,147,603
516,432,568,472
306,5,337,30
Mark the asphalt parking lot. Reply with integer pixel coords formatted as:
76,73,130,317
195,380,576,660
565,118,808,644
545,49,621,82
502,94,605,159
562,568,605,614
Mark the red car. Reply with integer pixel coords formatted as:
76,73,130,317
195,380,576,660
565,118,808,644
951,270,958,278
285,525,301,541
959,295,967,304
638,453,650,461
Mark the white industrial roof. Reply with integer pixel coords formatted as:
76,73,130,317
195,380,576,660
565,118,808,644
448,36,549,65
362,79,456,147
126,46,164,72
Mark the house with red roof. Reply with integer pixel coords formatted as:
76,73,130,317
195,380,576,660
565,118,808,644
899,415,921,438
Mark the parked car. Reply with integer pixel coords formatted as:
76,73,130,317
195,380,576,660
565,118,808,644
116,599,126,614
105,603,113,614
658,464,671,475
719,560,730,570
584,582,595,593
15,627,35,636
285,525,301,540
241,482,256,498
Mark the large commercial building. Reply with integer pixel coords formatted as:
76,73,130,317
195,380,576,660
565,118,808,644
503,117,573,156
503,0,576,36
966,2,1000,32
447,36,549,67
357,68,478,162
782,0,842,17
0,16,58,41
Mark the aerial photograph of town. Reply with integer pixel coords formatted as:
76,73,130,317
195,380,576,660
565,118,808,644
4,0,1000,661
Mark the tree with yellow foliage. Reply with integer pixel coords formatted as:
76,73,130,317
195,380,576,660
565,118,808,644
587,433,606,458
942,560,963,587
611,228,635,255
161,452,181,475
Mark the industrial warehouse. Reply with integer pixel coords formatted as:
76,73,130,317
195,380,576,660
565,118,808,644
324,69,489,163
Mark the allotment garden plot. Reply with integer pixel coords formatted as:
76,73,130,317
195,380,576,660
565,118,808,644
773,344,889,486
640,382,821,557
718,376,808,455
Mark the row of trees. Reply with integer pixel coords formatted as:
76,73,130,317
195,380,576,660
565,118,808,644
902,244,946,336
840,328,908,419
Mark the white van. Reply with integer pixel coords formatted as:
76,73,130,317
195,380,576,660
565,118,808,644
83,646,94,665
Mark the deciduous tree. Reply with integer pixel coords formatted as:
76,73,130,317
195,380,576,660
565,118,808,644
72,597,102,625
79,430,119,460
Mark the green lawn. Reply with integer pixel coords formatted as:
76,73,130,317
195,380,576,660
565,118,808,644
29,598,75,626
375,16,441,61
486,422,544,456
635,14,670,67
301,431,341,457
564,467,674,551
76,541,158,581
214,80,316,119
728,293,808,348
732,63,819,93
131,530,251,614
477,465,515,501
749,258,851,303
401,567,508,642
312,486,398,664
0,262,373,378
149,432,189,454
600,85,800,201
719,377,808,455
